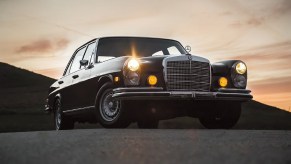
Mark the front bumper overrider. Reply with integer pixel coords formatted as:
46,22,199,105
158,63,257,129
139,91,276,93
112,87,253,101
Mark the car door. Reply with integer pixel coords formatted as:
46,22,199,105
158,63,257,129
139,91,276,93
70,41,97,109
56,64,74,111
62,45,87,110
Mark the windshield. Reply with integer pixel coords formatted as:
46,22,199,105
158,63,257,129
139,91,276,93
96,37,187,60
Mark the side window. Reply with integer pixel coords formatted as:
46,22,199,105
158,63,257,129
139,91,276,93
96,40,116,63
69,47,86,74
97,56,115,63
89,51,95,64
82,42,96,68
152,50,164,56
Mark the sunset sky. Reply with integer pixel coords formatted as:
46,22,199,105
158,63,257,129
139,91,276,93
0,0,290,111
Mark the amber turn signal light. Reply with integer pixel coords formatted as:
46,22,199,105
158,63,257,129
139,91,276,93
219,77,228,87
114,76,119,82
148,75,158,86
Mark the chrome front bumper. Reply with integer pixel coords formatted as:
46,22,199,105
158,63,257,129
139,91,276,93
112,87,253,101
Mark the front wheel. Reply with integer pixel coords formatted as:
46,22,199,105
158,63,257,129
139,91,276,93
199,103,241,129
96,83,131,128
54,99,74,130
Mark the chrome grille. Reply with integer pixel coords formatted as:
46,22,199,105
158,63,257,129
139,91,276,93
166,60,210,91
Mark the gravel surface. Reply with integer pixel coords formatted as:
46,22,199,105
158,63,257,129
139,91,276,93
0,129,290,164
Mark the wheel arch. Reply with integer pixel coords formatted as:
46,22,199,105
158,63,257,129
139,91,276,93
98,74,113,84
94,75,114,107
52,93,62,112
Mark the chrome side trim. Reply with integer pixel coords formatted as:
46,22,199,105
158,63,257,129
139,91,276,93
63,106,95,113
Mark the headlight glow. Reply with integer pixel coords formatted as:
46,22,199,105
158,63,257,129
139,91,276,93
127,59,140,71
127,72,140,85
235,62,247,74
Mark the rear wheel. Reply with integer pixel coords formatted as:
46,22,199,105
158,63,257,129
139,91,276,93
54,99,74,130
199,103,241,129
96,83,131,128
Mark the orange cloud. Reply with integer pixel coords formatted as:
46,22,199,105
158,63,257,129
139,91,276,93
16,38,70,54
246,17,265,26
273,0,291,15
250,76,291,95
250,79,291,111
16,39,52,53
56,38,70,50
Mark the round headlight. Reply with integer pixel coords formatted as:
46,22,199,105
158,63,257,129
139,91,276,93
235,62,247,74
233,75,246,88
127,72,140,85
127,59,140,71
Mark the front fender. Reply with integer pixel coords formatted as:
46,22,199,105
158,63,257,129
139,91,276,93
211,60,247,89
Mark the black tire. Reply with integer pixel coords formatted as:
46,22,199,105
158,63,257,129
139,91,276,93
53,99,74,130
96,82,131,128
199,103,241,129
137,119,159,129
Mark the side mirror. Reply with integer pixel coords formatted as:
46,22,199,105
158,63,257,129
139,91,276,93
185,45,191,53
87,63,94,69
80,60,89,66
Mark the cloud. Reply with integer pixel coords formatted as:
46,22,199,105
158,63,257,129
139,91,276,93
227,0,291,29
231,42,291,65
232,51,291,63
16,38,70,54
220,11,232,16
216,41,291,61
246,17,265,26
56,38,70,50
250,76,291,93
229,16,266,28
249,76,291,110
272,0,291,15
16,39,52,53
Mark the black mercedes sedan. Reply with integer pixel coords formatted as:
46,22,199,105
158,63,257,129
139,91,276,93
45,37,252,130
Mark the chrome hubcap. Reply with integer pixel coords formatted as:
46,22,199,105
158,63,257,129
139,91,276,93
57,112,61,125
100,91,121,122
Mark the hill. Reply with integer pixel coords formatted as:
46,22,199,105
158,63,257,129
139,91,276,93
237,100,291,129
0,62,55,88
0,62,55,112
0,62,290,132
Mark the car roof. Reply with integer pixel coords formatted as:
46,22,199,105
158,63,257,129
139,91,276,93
98,36,179,42
77,36,181,54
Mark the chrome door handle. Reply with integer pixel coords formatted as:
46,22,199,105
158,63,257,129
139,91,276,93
72,75,79,79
